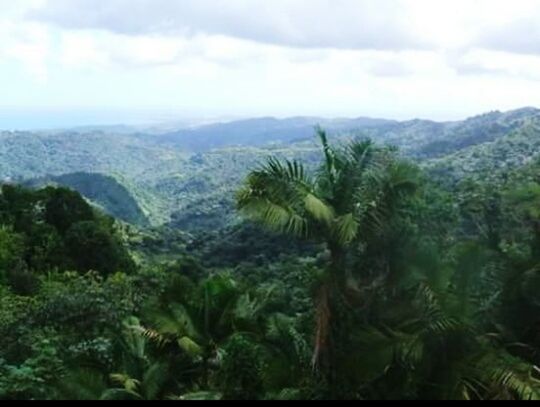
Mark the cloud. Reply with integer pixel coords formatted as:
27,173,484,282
477,18,540,56
27,0,540,56
0,1,45,18
4,0,540,121
0,21,51,82
56,30,284,72
450,49,540,81
28,0,427,51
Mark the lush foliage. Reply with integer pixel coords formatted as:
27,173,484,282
0,185,135,293
3,108,540,232
3,123,540,400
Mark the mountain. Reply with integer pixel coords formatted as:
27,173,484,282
356,107,540,159
24,172,149,226
1,107,540,230
156,116,394,152
429,113,540,182
0,130,178,181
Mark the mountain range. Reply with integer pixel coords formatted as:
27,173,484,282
2,107,540,230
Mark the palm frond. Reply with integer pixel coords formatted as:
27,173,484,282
304,193,334,225
347,139,375,170
58,369,109,401
150,303,201,342
332,213,359,246
416,283,463,337
142,362,170,400
122,317,148,359
470,351,540,400
239,197,309,237
177,337,204,358
140,327,171,349
237,157,315,237
266,156,311,185
317,127,337,185
110,373,140,393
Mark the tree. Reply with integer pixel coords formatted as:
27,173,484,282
43,187,95,234
142,274,258,388
0,226,24,283
237,129,419,376
64,221,135,275
0,226,37,295
140,272,298,399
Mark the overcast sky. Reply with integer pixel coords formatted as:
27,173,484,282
2,0,540,126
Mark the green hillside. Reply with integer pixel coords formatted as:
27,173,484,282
24,173,149,226
1,108,540,232
428,115,540,183
3,130,540,400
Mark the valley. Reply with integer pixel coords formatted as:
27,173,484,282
2,107,540,232
3,108,540,400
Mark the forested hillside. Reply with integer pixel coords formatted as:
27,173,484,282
430,115,540,183
2,108,540,231
24,173,149,226
2,122,540,400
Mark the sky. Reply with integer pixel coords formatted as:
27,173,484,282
2,0,540,128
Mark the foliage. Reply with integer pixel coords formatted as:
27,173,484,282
3,125,540,400
0,184,135,276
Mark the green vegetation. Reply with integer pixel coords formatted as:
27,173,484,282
25,173,149,226
2,108,540,232
2,115,540,400
0,185,135,292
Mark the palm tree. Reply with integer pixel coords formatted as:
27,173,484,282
140,273,278,396
104,317,171,400
237,129,419,371
59,317,171,401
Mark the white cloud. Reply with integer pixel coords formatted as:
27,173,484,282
29,0,427,50
451,49,540,81
0,21,51,82
59,31,189,69
2,0,540,121
478,17,540,56
27,0,540,54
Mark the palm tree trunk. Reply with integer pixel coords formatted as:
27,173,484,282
312,280,332,370
312,244,345,372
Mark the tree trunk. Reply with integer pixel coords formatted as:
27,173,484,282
312,244,346,395
312,280,332,370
